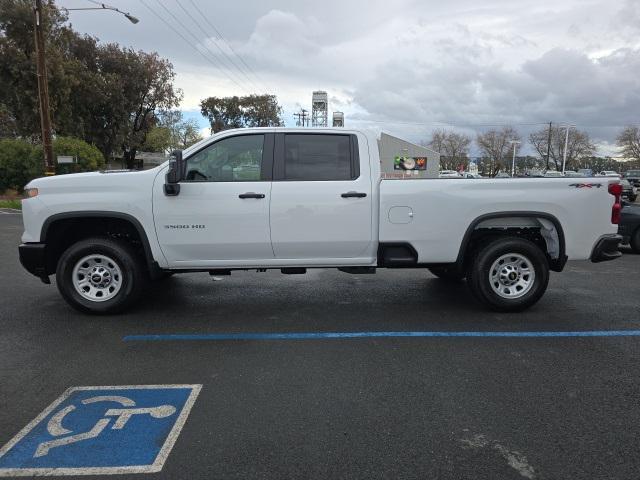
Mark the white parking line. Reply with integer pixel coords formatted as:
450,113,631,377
0,209,21,215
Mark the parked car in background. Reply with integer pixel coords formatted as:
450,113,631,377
619,202,640,253
494,172,511,178
460,172,484,179
544,171,564,177
621,179,638,202
439,170,461,178
564,171,585,178
599,171,620,177
577,168,594,177
623,170,640,187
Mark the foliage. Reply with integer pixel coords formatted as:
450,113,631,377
142,126,172,153
53,136,105,174
529,125,595,170
0,199,21,209
617,126,640,161
0,136,103,192
200,94,283,133
0,138,42,192
142,111,203,153
425,129,472,170
476,127,521,176
0,0,182,168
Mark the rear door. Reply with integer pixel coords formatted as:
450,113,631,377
153,132,274,266
269,132,373,261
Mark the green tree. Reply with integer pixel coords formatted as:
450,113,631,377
200,94,283,133
0,0,182,168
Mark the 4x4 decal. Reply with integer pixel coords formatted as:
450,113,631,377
569,183,603,188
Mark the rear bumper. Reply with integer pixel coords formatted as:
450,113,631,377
590,234,622,263
19,243,50,283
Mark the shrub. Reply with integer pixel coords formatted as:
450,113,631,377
0,137,105,192
53,136,105,174
0,139,42,192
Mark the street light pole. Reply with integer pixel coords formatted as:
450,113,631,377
33,0,55,175
561,124,574,174
510,140,521,177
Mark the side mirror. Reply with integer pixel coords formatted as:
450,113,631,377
164,150,184,196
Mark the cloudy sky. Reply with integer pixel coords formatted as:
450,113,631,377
58,0,640,155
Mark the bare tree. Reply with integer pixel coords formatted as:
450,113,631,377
529,125,595,170
476,127,521,176
426,129,472,170
617,126,640,161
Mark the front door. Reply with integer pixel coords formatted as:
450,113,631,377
269,132,374,262
153,133,274,267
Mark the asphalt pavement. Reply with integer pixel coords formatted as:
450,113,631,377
1,212,639,479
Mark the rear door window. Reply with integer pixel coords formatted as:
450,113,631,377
282,134,356,181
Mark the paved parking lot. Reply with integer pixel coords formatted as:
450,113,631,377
1,212,639,479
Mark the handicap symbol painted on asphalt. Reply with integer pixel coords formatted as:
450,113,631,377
0,384,201,477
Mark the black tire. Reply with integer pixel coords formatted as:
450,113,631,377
631,228,640,254
56,237,145,314
428,266,465,281
467,237,549,312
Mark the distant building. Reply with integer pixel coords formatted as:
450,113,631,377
377,132,440,179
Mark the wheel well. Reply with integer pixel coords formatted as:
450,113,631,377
42,216,151,275
459,215,566,272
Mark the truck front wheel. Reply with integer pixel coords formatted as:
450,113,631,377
467,238,549,312
56,237,145,314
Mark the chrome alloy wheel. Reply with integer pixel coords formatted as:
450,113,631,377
72,254,123,302
489,253,535,299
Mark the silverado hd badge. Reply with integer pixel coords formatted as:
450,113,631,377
164,224,206,229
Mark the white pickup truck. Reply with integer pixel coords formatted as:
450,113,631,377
19,128,622,314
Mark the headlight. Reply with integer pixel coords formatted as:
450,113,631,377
24,188,39,198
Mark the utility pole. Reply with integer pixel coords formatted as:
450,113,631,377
561,124,573,174
294,109,309,127
545,121,552,171
33,0,55,175
510,140,521,177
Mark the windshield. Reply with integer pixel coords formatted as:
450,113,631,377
625,170,640,176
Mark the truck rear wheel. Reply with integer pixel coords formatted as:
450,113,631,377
56,237,145,314
467,237,549,312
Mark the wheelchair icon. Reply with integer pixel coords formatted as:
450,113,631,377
34,395,176,458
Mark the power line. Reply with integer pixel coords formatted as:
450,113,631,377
152,0,253,93
349,118,551,128
188,0,272,94
174,0,265,93
140,0,251,93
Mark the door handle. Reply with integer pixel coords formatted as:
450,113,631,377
341,191,367,198
238,192,265,199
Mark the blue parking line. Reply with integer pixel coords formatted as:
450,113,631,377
123,330,640,342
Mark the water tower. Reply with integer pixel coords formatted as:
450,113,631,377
311,91,328,127
332,112,344,127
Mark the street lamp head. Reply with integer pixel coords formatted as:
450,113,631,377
125,14,139,24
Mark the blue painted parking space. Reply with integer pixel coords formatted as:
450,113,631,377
0,384,201,477
123,329,640,342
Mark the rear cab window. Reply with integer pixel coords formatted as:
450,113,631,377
275,133,359,181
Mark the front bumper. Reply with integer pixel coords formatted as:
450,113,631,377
590,234,622,263
19,243,50,283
